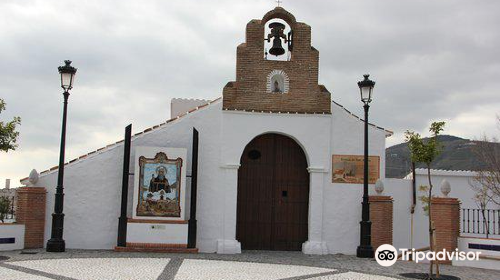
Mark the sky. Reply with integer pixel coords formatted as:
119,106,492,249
1,0,499,187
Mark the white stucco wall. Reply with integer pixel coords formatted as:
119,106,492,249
412,169,495,209
0,224,25,251
323,103,388,254
32,100,223,250
27,98,391,254
127,223,188,244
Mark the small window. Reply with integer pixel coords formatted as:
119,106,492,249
248,149,261,160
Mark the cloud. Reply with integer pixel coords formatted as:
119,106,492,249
1,0,499,185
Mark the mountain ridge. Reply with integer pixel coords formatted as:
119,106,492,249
385,135,496,178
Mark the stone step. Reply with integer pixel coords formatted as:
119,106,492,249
480,255,500,261
114,246,198,253
114,243,198,253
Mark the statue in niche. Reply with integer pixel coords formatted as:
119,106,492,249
273,80,282,92
267,70,288,93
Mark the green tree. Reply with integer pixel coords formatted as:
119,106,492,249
0,99,21,152
405,121,445,280
0,197,11,223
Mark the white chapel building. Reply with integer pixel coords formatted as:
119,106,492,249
23,7,392,255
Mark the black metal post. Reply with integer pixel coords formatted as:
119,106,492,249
10,197,14,219
411,161,416,210
188,128,199,248
117,124,132,247
46,91,70,252
357,103,374,258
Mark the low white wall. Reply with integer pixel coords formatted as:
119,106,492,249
377,178,415,251
0,224,25,251
453,236,500,270
382,170,500,253
413,170,493,209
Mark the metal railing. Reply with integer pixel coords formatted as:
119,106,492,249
461,208,500,237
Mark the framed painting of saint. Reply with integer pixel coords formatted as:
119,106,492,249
136,151,183,217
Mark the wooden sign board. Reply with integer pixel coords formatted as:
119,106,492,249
332,155,380,184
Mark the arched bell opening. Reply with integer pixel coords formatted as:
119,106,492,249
264,18,293,61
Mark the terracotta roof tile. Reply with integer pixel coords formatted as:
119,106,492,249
332,100,393,136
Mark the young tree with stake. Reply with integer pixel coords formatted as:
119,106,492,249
405,121,445,280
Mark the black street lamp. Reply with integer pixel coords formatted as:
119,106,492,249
46,60,77,252
356,74,375,258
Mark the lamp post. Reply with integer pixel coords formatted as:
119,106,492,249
46,60,77,252
356,74,375,258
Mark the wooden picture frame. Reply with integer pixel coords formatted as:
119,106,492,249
332,154,380,184
136,152,183,217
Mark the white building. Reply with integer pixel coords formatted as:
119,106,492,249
22,7,393,255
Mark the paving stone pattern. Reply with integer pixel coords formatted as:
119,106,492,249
0,250,498,280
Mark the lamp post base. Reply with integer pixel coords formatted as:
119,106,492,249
356,245,374,258
357,219,374,258
46,238,65,252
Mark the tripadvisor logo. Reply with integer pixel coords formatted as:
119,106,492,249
375,244,397,267
375,244,481,267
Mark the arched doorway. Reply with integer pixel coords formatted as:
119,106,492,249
236,133,309,251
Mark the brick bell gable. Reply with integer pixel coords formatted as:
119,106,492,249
222,7,331,114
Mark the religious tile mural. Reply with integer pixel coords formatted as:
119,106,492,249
332,154,380,184
136,152,182,217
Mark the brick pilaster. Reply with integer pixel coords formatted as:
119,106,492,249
430,197,460,264
16,187,46,249
369,196,393,250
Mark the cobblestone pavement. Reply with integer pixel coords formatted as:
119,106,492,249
0,250,497,280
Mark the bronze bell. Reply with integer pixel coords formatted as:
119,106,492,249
268,22,286,56
270,37,285,56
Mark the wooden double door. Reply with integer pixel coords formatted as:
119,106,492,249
236,133,309,251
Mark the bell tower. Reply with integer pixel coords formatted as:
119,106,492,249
222,7,331,114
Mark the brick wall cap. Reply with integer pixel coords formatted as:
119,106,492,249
16,187,47,193
369,195,393,202
431,197,460,205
